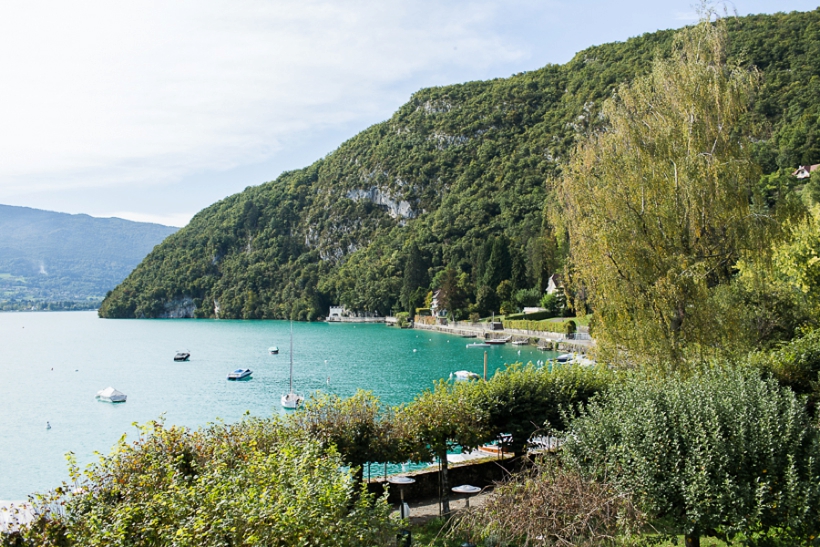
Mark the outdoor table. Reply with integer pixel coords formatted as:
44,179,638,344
388,476,416,519
451,484,481,508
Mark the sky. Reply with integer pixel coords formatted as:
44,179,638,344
0,1,816,227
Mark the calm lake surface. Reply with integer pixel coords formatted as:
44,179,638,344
0,311,554,499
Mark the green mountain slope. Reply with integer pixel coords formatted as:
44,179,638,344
0,205,177,303
100,9,820,320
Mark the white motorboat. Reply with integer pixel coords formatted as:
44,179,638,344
466,342,491,348
555,353,573,363
450,370,480,382
96,387,127,403
227,368,252,381
511,340,528,345
485,337,511,345
174,351,190,362
269,346,279,355
281,321,303,410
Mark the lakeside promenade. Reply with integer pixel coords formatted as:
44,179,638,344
410,319,592,353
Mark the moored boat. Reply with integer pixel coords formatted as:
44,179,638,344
227,368,252,381
466,342,491,348
174,351,190,362
96,387,127,403
281,391,304,409
485,337,511,345
281,321,303,409
269,346,279,355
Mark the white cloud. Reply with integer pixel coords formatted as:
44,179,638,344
0,0,528,199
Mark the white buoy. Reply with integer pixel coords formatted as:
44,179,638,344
413,349,417,353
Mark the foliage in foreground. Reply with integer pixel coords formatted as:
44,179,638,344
454,459,644,547
1,418,395,547
562,367,820,545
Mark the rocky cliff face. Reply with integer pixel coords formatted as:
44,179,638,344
346,187,415,219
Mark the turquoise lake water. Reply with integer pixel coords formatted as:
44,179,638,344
0,311,554,499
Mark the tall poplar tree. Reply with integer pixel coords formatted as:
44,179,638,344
560,18,767,367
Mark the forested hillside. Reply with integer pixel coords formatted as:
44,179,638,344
100,9,820,320
0,205,176,303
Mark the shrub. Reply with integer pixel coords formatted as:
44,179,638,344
563,367,820,545
454,459,644,546
3,418,396,547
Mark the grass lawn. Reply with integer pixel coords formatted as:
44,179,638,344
407,518,465,547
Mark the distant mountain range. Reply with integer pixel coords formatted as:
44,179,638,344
0,205,177,304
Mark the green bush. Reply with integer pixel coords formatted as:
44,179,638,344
748,327,820,413
4,418,395,547
503,319,565,333
395,311,410,327
563,367,820,545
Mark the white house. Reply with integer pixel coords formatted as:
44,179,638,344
430,290,447,318
792,164,820,179
546,274,563,295
328,305,346,320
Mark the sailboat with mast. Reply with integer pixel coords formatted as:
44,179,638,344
281,321,304,410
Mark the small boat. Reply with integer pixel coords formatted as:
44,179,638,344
450,370,480,382
466,342,491,348
269,346,279,355
486,337,511,345
227,368,252,381
511,340,528,346
555,353,573,363
96,387,127,403
174,351,190,362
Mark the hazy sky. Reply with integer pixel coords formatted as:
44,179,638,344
0,1,816,227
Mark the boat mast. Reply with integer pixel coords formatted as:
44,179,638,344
289,320,294,394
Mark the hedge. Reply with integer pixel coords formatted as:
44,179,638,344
503,320,567,333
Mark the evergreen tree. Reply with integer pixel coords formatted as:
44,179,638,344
483,236,511,290
400,243,428,314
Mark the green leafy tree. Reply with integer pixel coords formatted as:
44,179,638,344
563,368,820,546
438,266,468,319
400,381,488,515
475,284,498,317
290,390,404,485
806,169,820,205
468,363,612,458
559,20,766,367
